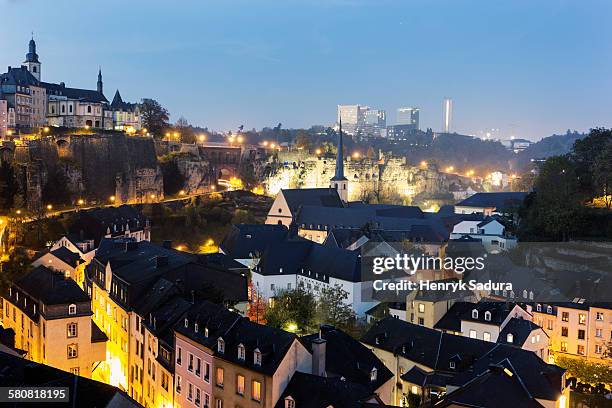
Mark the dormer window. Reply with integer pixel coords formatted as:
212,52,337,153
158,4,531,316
506,333,514,343
472,309,478,319
68,304,77,315
254,349,262,366
523,290,528,299
547,306,552,314
536,304,542,312
204,327,209,337
184,318,189,328
484,311,491,321
237,344,245,360
285,397,296,408
449,361,456,369
195,323,199,333
370,367,377,382
217,338,225,354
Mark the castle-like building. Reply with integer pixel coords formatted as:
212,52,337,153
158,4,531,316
0,37,141,136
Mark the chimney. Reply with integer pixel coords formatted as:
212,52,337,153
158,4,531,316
162,240,172,249
312,337,326,377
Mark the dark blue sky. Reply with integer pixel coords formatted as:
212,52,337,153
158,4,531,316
2,0,611,140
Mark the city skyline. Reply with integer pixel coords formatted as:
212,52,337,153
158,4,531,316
2,0,612,140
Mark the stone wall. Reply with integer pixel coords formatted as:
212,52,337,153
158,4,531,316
263,151,463,204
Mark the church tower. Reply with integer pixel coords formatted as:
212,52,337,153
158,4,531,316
330,119,348,202
24,36,41,81
97,68,103,94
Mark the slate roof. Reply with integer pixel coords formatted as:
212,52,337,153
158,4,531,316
48,246,82,268
361,318,495,373
448,344,566,402
69,205,148,245
215,317,298,376
400,365,453,388
0,351,141,408
174,301,242,351
274,372,380,408
219,224,288,259
110,89,139,111
280,188,344,212
434,364,545,408
41,81,108,103
456,192,528,211
14,265,90,306
433,302,477,332
0,66,40,87
498,318,543,347
459,302,517,325
301,325,393,391
91,321,108,343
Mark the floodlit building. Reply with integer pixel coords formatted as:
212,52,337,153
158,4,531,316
1,266,106,379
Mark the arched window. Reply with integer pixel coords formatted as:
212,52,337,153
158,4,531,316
523,290,528,299
507,333,514,343
184,318,188,328
484,311,491,321
68,304,77,315
472,309,478,319
547,306,553,314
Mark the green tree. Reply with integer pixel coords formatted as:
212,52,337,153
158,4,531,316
0,161,19,211
141,99,170,137
555,356,612,385
264,288,316,333
572,128,612,200
592,140,612,209
316,284,356,332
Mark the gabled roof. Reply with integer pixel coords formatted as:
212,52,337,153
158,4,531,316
110,89,139,112
15,266,90,306
274,372,380,408
0,351,141,408
459,302,517,325
0,66,40,87
456,192,528,211
219,224,288,259
448,344,565,402
69,205,147,245
361,318,495,372
498,318,543,347
301,325,393,391
174,300,242,350
215,317,298,376
433,302,476,332
434,364,545,408
48,246,83,268
41,81,108,103
280,188,344,212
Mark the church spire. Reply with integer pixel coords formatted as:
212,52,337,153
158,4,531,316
332,119,347,181
97,67,103,94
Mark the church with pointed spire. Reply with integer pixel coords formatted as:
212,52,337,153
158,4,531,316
330,119,349,202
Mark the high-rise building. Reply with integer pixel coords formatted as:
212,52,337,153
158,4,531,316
337,105,366,135
363,108,386,138
396,107,419,129
443,97,453,133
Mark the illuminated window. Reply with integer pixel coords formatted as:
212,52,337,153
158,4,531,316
252,380,261,402
483,332,491,342
418,303,425,313
236,374,245,395
561,312,569,322
578,314,586,325
506,333,513,343
469,330,477,339
216,367,224,387
67,322,77,338
67,344,78,359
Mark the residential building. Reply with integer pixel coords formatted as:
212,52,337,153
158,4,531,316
32,246,86,286
210,317,312,408
450,216,517,252
362,317,569,407
110,90,142,131
0,97,8,138
0,65,46,130
454,192,528,216
530,302,612,364
0,351,142,407
301,324,394,403
220,223,289,269
1,266,106,379
265,188,344,228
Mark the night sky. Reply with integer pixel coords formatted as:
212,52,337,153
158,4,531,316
2,0,611,140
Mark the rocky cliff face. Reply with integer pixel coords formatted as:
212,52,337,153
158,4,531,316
263,151,460,204
11,133,164,209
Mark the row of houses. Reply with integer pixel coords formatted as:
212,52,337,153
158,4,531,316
0,37,141,137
